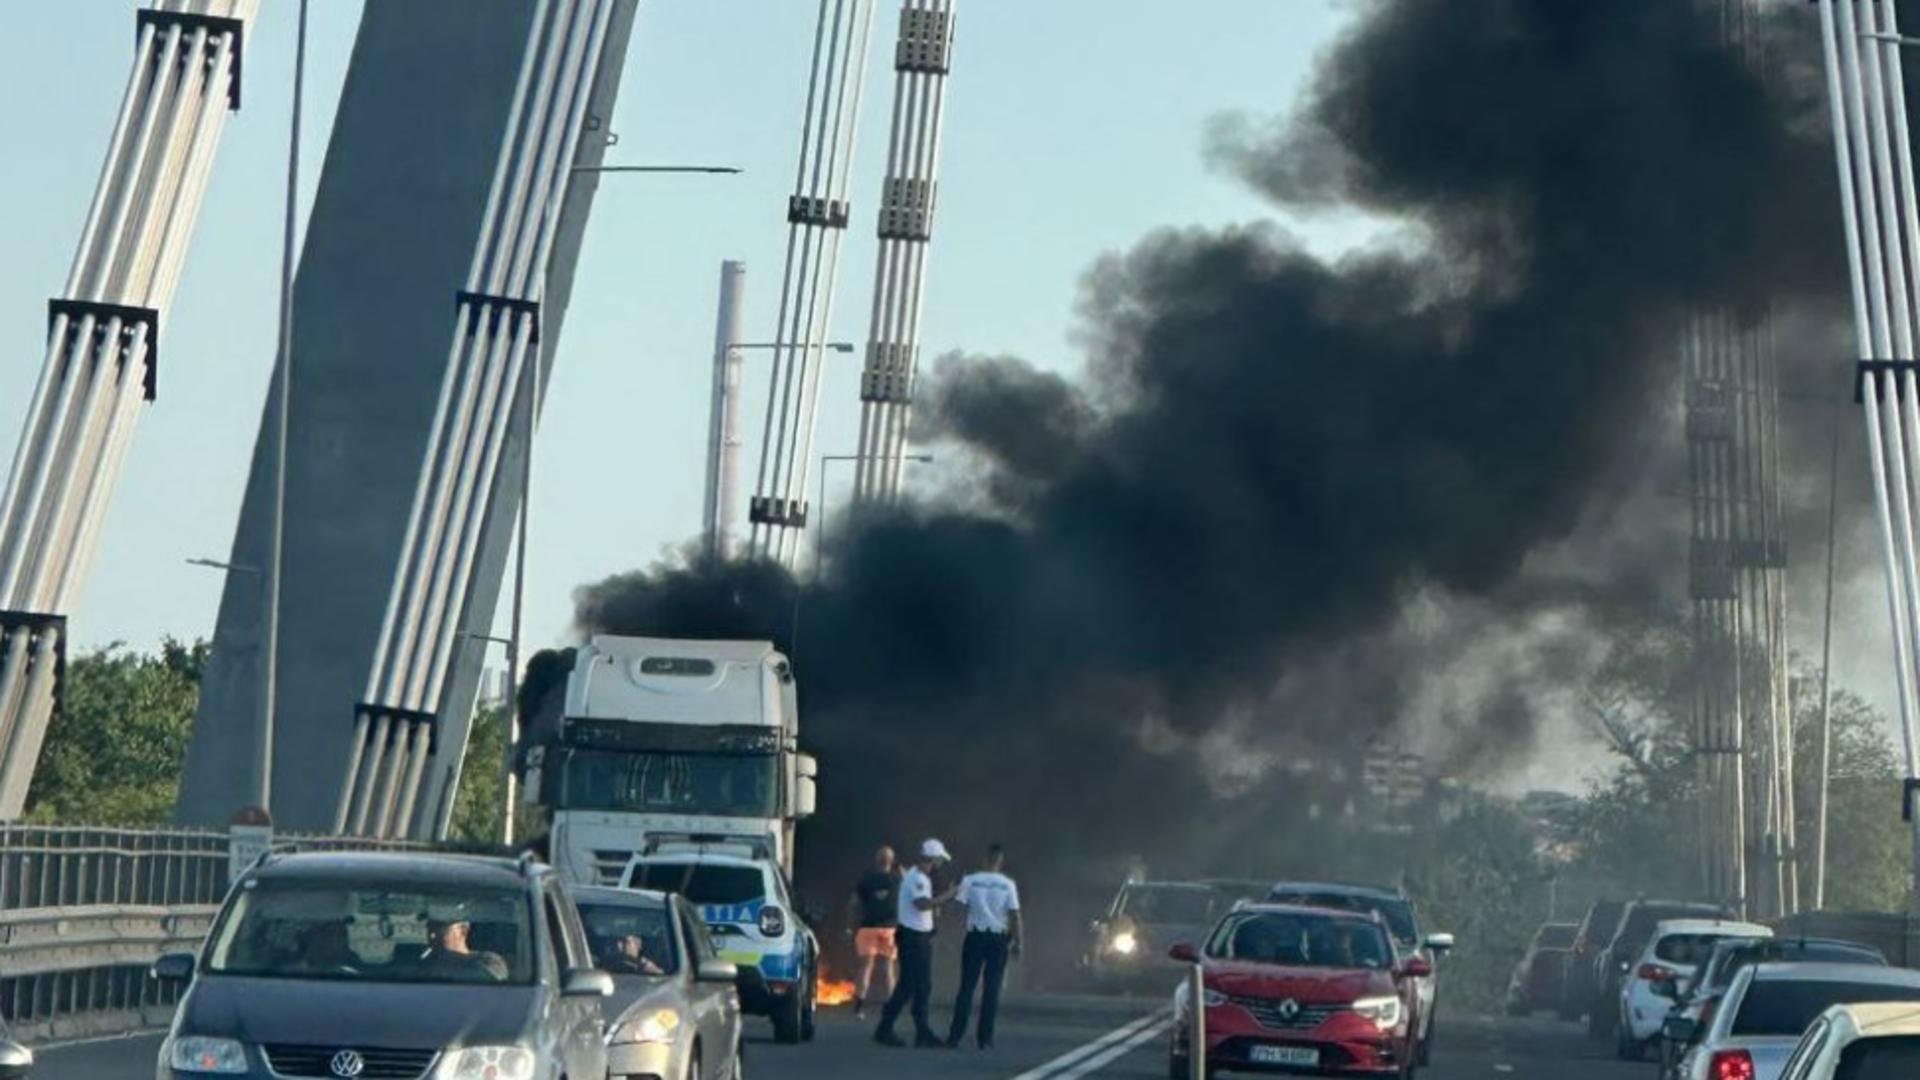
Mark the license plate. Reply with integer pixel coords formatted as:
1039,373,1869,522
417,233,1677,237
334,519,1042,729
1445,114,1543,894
1249,1045,1320,1066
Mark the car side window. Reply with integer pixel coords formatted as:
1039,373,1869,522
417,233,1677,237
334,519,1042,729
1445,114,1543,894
1716,971,1754,1038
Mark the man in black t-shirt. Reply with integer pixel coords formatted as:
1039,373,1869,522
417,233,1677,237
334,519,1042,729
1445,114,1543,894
847,845,899,1018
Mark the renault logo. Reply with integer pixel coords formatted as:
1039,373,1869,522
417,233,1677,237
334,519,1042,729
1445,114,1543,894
329,1050,365,1078
1277,999,1302,1022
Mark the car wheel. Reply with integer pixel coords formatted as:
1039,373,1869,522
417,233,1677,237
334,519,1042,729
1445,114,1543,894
800,972,818,1043
770,992,802,1044
1586,998,1610,1040
685,1046,700,1080
1615,1022,1640,1061
729,1041,745,1080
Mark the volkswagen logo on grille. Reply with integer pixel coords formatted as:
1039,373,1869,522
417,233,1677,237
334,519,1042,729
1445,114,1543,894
329,1050,366,1078
1276,998,1302,1023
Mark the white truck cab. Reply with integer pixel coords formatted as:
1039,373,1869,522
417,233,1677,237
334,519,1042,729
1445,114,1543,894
519,636,817,885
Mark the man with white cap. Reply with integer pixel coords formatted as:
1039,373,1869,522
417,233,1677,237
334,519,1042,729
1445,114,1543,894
874,838,956,1048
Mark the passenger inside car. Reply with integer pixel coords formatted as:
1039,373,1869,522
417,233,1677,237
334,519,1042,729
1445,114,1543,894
293,919,356,974
1341,924,1391,970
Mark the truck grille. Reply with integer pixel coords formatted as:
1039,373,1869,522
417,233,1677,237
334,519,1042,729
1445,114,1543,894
1228,996,1341,1031
262,1045,438,1079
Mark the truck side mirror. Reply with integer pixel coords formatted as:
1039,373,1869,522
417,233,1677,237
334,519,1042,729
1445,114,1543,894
795,775,818,818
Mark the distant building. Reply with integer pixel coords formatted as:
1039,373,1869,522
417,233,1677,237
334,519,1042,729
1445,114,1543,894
1361,740,1428,820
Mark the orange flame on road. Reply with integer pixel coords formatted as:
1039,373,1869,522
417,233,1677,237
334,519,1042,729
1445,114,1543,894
817,963,858,1007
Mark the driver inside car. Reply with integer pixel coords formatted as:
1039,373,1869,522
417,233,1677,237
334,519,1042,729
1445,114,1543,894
600,932,666,976
418,914,510,982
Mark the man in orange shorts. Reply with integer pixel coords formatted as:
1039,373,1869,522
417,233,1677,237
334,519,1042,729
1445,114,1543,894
848,845,899,1018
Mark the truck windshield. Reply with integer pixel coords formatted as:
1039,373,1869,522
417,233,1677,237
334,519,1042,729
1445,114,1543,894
559,749,778,817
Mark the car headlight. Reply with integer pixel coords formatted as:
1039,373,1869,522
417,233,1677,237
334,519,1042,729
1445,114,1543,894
1201,988,1228,1007
1352,994,1403,1031
168,1036,248,1074
1110,931,1139,956
435,1046,537,1080
609,1008,683,1046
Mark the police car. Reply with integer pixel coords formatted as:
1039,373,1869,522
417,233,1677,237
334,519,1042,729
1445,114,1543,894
622,842,819,1044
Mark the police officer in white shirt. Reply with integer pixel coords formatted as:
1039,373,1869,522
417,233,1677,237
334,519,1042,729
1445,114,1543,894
874,838,956,1048
946,843,1022,1049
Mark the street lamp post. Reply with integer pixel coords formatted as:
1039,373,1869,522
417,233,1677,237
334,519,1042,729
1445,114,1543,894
813,453,930,573
262,0,311,823
186,558,261,576
573,165,743,175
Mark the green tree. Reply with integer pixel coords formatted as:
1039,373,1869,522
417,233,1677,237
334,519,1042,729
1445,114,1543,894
1560,606,1911,915
24,639,206,826
1791,677,1908,911
1566,611,1702,900
447,703,510,844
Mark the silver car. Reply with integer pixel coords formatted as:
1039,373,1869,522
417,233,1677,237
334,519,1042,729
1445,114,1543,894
154,852,611,1080
1671,962,1920,1080
576,887,745,1080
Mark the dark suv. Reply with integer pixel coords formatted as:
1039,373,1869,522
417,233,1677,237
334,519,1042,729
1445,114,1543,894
154,852,612,1080
1086,880,1226,986
1563,899,1624,1021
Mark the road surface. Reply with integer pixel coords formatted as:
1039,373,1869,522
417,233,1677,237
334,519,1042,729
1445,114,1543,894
35,997,1654,1079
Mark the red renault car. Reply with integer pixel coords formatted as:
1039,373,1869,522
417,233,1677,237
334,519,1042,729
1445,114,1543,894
1170,903,1428,1077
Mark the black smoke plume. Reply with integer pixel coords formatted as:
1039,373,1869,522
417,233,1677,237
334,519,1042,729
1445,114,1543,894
561,0,1853,937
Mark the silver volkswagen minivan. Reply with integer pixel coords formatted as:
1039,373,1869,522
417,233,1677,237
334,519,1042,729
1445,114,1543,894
153,852,611,1080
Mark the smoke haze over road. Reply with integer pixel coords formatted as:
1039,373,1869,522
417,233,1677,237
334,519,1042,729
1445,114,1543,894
567,0,1870,892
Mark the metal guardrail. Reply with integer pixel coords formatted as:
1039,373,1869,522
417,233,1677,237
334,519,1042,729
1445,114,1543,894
1,904,217,1045
2,904,217,978
0,823,490,1045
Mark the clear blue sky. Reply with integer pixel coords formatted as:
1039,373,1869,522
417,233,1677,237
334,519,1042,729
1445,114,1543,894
1,1,1354,657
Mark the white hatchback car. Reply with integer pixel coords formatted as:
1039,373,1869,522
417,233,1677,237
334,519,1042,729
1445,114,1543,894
1673,963,1920,1080
1777,999,1920,1078
1619,919,1770,1058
